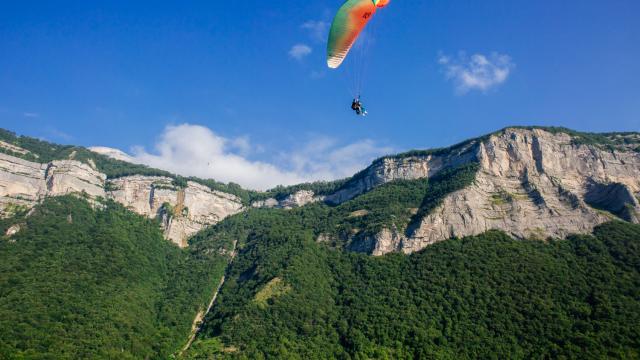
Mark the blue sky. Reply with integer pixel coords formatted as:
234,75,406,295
1,1,638,189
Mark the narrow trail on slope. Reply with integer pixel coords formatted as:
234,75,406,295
179,240,238,356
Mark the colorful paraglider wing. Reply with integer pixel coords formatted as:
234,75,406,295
327,0,378,69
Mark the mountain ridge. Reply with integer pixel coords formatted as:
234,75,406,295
2,126,639,252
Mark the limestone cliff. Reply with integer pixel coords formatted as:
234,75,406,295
349,128,640,255
325,142,478,205
251,190,325,209
0,152,243,247
108,176,243,247
0,152,106,214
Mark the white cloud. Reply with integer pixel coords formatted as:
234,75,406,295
45,127,73,141
229,136,252,157
439,52,515,94
23,112,39,118
301,20,329,42
121,124,390,191
289,44,312,61
284,136,393,181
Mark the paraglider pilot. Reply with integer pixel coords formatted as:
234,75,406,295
351,97,367,116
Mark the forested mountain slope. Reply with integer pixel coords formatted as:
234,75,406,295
187,214,640,359
0,196,234,359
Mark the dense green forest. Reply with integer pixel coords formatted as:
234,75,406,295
188,215,640,359
3,165,640,359
183,164,640,358
0,196,233,359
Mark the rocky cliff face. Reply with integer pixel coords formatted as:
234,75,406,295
0,152,107,214
354,129,640,255
3,127,639,254
324,143,478,204
108,176,243,247
249,143,478,209
251,190,325,209
0,152,243,246
45,160,107,198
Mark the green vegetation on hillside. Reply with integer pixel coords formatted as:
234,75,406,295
0,196,233,359
188,215,640,359
223,163,478,254
334,163,479,242
0,129,257,204
250,179,351,203
181,160,639,358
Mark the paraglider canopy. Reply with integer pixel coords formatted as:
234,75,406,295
327,0,390,69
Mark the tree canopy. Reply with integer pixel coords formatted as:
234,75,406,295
0,196,233,359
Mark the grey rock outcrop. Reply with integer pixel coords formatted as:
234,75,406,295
251,198,280,209
0,152,48,212
359,128,640,255
280,190,323,208
348,226,407,256
108,176,244,247
583,180,640,223
251,190,325,209
5,224,22,237
0,152,106,216
324,143,478,204
0,152,243,247
45,160,107,198
0,140,37,158
89,146,136,163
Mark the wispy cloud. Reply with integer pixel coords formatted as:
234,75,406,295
439,52,515,94
289,44,312,61
121,124,390,190
283,136,392,182
45,127,73,141
301,20,329,42
23,112,39,118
